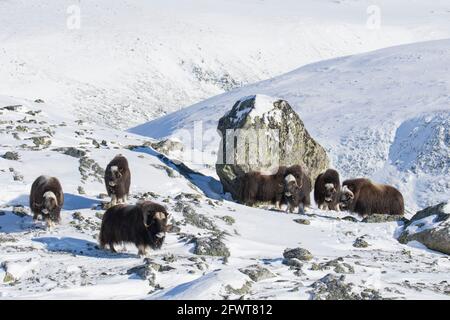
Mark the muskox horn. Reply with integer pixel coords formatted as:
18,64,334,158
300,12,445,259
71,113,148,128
143,211,150,228
154,211,165,220
341,185,354,200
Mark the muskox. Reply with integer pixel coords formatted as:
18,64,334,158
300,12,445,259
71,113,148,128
104,155,131,206
239,166,287,208
283,174,302,213
30,175,64,227
99,201,171,256
314,169,341,211
339,178,404,216
282,165,312,214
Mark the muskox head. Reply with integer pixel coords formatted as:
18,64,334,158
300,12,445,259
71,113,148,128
41,191,59,215
339,185,355,209
324,183,338,203
284,174,298,196
286,166,304,188
108,165,124,187
142,207,172,249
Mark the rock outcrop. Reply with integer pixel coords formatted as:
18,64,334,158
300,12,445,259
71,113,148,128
398,202,450,255
216,94,329,200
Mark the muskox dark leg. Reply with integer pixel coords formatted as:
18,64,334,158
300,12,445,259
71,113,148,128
109,243,117,253
33,212,39,222
298,203,305,215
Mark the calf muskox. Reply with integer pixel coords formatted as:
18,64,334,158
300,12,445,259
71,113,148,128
104,155,131,206
339,178,404,216
283,174,302,213
99,201,171,256
283,165,312,214
239,166,287,208
314,169,341,211
30,175,64,227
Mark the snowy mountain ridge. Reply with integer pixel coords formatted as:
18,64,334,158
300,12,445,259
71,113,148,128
1,0,450,128
132,39,450,211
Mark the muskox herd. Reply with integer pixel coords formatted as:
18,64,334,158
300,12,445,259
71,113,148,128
27,154,404,257
239,166,404,217
29,155,171,256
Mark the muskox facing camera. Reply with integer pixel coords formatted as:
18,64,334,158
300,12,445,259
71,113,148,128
339,178,404,217
282,165,311,214
99,201,171,256
30,175,64,227
105,155,131,206
314,169,341,211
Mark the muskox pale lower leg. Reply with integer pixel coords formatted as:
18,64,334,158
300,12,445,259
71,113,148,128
110,194,117,206
138,245,148,257
109,243,117,253
45,218,54,229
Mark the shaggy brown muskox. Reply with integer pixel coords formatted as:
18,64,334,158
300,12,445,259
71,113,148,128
99,201,172,256
314,169,341,211
30,175,64,227
339,178,404,216
282,167,312,214
104,155,131,206
239,166,287,207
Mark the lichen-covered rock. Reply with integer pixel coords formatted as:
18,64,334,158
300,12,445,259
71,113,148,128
225,281,252,295
12,206,28,217
283,247,313,261
353,236,370,248
53,147,86,158
310,257,355,274
182,205,217,231
362,214,407,224
398,202,450,255
193,235,230,257
309,274,382,300
216,95,329,200
293,218,311,225
151,138,184,156
1,151,19,160
239,265,276,282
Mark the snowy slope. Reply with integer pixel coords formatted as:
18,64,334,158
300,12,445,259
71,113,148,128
131,39,450,210
1,96,450,300
1,0,450,128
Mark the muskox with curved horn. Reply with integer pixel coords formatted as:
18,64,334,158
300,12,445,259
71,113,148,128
30,175,64,227
339,178,404,216
99,201,172,256
104,154,131,206
314,169,341,211
282,165,312,214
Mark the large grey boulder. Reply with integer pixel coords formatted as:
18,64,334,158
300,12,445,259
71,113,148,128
216,94,329,200
398,202,450,255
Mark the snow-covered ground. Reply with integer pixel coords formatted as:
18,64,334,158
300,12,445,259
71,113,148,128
1,93,449,300
132,39,450,211
1,0,450,300
1,0,450,128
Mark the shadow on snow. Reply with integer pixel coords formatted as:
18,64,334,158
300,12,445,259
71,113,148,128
32,236,137,259
131,146,224,200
